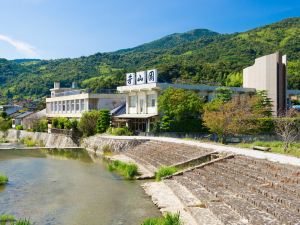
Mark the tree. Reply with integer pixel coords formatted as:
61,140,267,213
225,72,243,87
96,110,111,133
78,110,101,137
214,87,233,102
158,87,204,132
274,110,299,152
203,95,270,143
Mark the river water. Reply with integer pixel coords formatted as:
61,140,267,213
0,148,160,225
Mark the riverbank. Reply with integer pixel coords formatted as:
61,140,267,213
0,130,77,148
90,135,300,224
2,131,300,224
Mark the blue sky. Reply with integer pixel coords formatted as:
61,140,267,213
0,0,299,59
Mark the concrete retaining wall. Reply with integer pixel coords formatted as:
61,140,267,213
5,129,77,148
81,135,149,154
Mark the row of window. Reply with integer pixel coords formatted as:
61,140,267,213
50,100,85,113
129,94,156,108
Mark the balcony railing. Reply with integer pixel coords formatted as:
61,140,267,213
52,89,118,98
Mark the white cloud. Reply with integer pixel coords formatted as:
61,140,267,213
0,34,39,58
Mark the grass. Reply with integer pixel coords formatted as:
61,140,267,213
14,218,32,225
0,214,15,224
155,166,178,181
102,144,112,155
20,137,44,147
235,141,300,158
108,160,139,179
142,213,182,225
0,174,8,185
0,137,8,143
0,215,31,225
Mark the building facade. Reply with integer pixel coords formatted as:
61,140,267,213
116,76,255,132
243,52,287,115
46,82,125,119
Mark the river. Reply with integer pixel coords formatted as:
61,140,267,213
0,148,160,225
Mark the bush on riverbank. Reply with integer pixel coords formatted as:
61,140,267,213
0,174,8,185
96,110,111,133
15,125,24,130
142,213,181,225
20,137,44,147
0,214,32,225
0,117,12,132
108,160,139,179
0,214,15,224
106,127,132,136
155,166,178,181
0,137,8,143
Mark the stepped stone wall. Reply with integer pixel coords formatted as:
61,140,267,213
81,135,149,154
4,129,77,148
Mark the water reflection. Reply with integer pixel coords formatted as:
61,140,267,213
43,148,93,163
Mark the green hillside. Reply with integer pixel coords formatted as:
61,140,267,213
0,17,299,103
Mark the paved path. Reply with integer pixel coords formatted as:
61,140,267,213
101,135,300,167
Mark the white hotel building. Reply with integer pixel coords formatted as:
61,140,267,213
46,82,125,119
116,70,255,132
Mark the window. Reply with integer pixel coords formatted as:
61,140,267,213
58,101,61,112
71,100,75,112
62,101,66,112
80,99,85,112
66,101,70,112
129,96,137,107
76,100,80,111
147,94,156,107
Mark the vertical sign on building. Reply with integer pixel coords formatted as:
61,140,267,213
147,69,158,83
136,71,147,85
126,73,136,86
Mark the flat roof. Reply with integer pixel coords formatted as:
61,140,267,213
115,113,158,119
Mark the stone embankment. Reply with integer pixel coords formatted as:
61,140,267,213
165,155,300,224
2,129,77,148
81,135,149,154
90,135,300,225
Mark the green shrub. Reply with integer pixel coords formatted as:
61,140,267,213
58,117,69,129
70,119,78,131
20,137,44,147
79,110,101,137
52,118,59,128
0,215,32,225
0,214,15,224
35,119,48,132
0,137,8,143
0,174,8,185
15,125,24,130
0,118,12,132
14,218,32,225
102,144,112,155
142,213,181,225
155,166,178,181
96,110,111,133
107,127,132,136
108,160,139,179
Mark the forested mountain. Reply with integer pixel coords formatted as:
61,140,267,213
0,17,299,103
